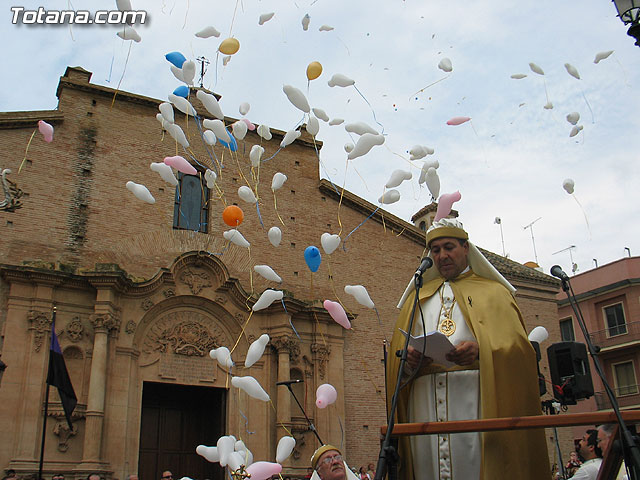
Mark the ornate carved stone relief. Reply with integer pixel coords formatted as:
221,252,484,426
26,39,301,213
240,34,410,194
142,311,226,357
28,310,51,352
272,336,301,364
141,298,154,311
0,168,23,212
311,343,331,380
65,317,84,342
179,268,211,295
163,288,175,298
303,355,314,378
89,313,120,335
125,320,136,335
52,421,77,452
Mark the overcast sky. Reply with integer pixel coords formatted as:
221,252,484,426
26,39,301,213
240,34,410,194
3,0,640,277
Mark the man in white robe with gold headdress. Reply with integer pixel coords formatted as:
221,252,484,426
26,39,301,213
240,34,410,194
386,218,549,480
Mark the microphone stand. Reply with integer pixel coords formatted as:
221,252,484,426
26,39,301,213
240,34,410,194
374,272,426,480
278,382,324,446
558,274,640,479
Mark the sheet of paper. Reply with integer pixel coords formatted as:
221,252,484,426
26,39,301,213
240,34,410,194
399,329,456,368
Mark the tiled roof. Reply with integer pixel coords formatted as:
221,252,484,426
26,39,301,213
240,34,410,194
479,247,560,287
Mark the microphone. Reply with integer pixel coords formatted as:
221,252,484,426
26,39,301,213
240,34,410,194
276,379,303,386
550,265,570,281
415,257,434,277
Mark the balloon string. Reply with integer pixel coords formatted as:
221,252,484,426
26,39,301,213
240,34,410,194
580,88,595,124
192,115,222,175
110,39,133,108
273,192,285,226
238,408,255,435
353,85,384,135
267,399,294,436
262,147,282,163
255,202,265,228
312,137,340,195
230,310,254,355
572,194,592,240
352,165,370,191
229,0,241,36
313,312,328,349
409,74,450,100
342,206,380,252
373,307,389,346
283,299,301,340
326,259,352,317
106,40,116,83
336,160,349,236
18,129,37,173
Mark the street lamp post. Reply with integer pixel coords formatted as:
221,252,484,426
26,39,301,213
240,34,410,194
612,0,640,46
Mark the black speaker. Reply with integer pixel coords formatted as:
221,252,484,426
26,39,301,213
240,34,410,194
546,342,594,404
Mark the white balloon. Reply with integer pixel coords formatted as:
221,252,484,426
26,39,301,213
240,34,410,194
231,375,270,401
167,124,189,148
425,167,440,199
232,121,248,140
126,181,155,204
385,169,412,189
418,160,439,184
344,285,375,309
182,60,196,85
345,121,378,136
204,169,217,188
239,102,250,115
116,0,132,11
257,124,272,140
196,445,219,463
203,130,217,146
283,85,311,113
569,125,583,137
254,265,282,283
409,145,434,160
301,13,310,31
150,162,178,186
258,12,275,25
116,25,141,42
223,56,231,66
344,143,354,153
320,233,341,255
510,73,527,79
159,102,175,124
544,101,554,110
203,118,230,142
529,62,545,75
250,145,265,167
594,50,614,64
347,133,385,160
328,118,344,126
312,107,329,122
271,172,287,191
318,24,334,31
223,229,250,248
195,26,221,38
528,326,549,344
566,112,580,125
238,186,257,204
217,436,235,467
268,226,282,247
245,333,270,367
562,178,575,194
564,63,581,80
252,289,284,311
226,451,244,472
170,65,185,83
280,129,301,148
168,94,196,117
438,57,452,72
276,436,296,463
378,189,400,204
155,113,168,130
306,116,320,136
209,346,234,368
197,90,225,120
327,74,355,88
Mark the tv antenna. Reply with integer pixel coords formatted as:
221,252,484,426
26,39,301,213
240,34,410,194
494,217,506,257
523,216,542,265
553,245,578,274
196,56,210,88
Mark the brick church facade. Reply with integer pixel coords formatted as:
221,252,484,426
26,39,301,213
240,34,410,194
0,67,561,479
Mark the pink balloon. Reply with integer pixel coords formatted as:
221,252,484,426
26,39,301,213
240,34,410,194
316,383,337,409
241,118,256,131
446,116,471,126
38,120,54,143
434,191,462,222
245,462,282,480
164,155,197,175
323,300,351,329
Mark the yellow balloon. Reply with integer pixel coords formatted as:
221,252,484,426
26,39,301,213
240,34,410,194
306,61,323,81
219,37,240,55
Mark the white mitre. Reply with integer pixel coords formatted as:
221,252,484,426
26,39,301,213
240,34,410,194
397,218,515,308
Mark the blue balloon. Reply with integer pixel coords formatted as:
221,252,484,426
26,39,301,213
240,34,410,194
304,246,322,272
165,51,187,69
217,129,238,152
173,85,189,98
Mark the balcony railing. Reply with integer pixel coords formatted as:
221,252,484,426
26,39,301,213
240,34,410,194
588,321,640,349
594,384,640,410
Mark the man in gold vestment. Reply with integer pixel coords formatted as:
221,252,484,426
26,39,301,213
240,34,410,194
387,218,549,480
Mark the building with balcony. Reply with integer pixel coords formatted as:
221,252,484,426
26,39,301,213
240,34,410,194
556,256,640,427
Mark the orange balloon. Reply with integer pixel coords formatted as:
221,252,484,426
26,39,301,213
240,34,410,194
222,205,244,226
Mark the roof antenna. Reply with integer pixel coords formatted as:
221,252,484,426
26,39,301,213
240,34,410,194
196,56,210,88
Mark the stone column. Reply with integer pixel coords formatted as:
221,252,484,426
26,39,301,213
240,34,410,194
79,312,119,468
272,336,292,430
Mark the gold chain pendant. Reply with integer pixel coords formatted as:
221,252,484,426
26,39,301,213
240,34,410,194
439,317,456,337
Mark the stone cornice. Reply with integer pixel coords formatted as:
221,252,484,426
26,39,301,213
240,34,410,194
0,110,64,129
